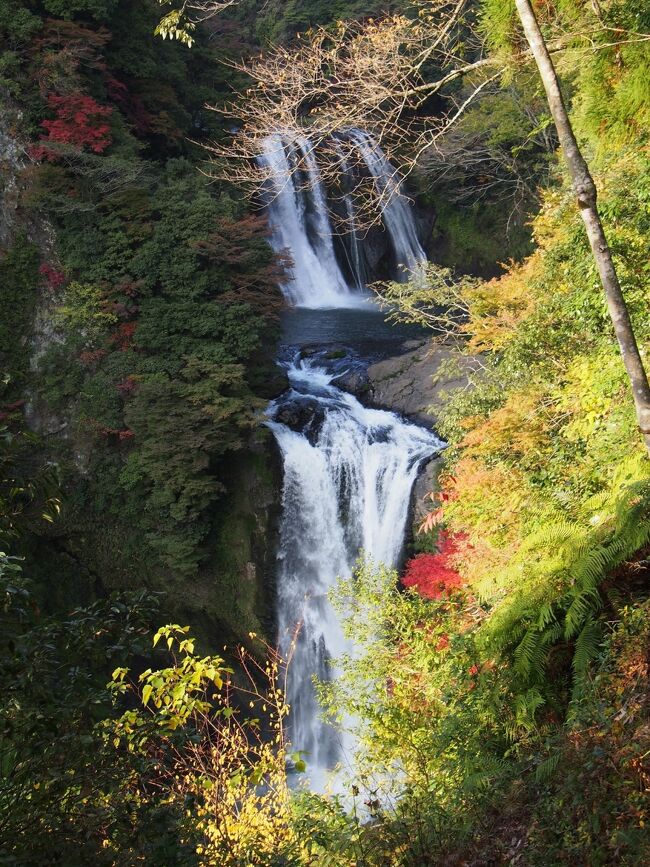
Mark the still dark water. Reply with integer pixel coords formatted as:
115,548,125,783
280,303,428,351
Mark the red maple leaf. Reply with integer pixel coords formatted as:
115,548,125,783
32,92,112,161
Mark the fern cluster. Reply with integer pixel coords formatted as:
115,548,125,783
484,459,650,718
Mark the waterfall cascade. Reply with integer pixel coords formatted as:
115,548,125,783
259,131,426,309
331,138,366,292
344,128,426,281
262,129,440,791
268,357,443,790
258,135,355,309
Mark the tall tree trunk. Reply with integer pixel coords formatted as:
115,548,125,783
514,0,650,456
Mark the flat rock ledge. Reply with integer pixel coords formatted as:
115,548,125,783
366,340,475,428
365,339,476,518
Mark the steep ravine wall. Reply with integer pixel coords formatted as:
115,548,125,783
3,100,458,655
2,105,284,655
24,425,284,655
0,106,24,250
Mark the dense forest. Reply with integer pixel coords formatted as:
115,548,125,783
1,0,649,864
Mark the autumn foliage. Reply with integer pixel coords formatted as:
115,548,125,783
39,263,66,290
109,322,137,351
192,214,285,317
402,531,466,599
32,93,112,161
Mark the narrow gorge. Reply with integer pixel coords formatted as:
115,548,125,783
3,2,648,860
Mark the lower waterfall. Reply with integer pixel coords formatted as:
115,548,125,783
267,354,443,790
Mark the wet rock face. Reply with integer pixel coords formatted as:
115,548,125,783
0,106,25,250
274,397,326,443
362,224,393,279
361,340,476,520
299,344,348,361
332,368,371,397
365,341,476,428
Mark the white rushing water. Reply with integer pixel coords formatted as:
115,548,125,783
258,134,360,309
259,128,438,790
267,358,443,790
344,128,427,281
259,130,426,308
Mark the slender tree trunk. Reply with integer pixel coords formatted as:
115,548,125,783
514,0,650,455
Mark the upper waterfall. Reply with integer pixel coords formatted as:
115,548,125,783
259,131,426,308
344,128,426,281
331,138,366,292
258,135,360,309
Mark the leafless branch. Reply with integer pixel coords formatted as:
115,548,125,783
200,3,647,229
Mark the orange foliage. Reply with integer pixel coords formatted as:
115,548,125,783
465,255,541,353
460,388,552,460
110,322,137,351
443,458,526,538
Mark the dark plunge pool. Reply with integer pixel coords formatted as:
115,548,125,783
280,302,429,352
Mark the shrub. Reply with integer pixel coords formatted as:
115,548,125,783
32,92,112,160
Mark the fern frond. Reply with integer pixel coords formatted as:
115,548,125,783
564,587,602,639
514,688,545,731
534,751,561,784
536,602,559,631
572,618,603,679
540,621,563,646
518,521,583,556
514,629,544,680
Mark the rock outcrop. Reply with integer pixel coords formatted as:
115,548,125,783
366,339,475,428
364,339,476,521
0,104,27,250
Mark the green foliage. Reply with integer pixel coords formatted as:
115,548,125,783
0,408,60,547
375,263,477,331
107,626,302,866
484,459,650,704
36,159,278,577
253,0,389,43
479,0,650,151
427,195,534,276
301,559,518,862
41,0,119,22
479,0,517,57
121,358,258,573
0,554,171,864
414,71,553,273
0,235,39,393
2,0,648,861
0,0,41,46
506,602,650,865
4,0,280,584
55,280,118,344
155,5,197,46
353,3,650,859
